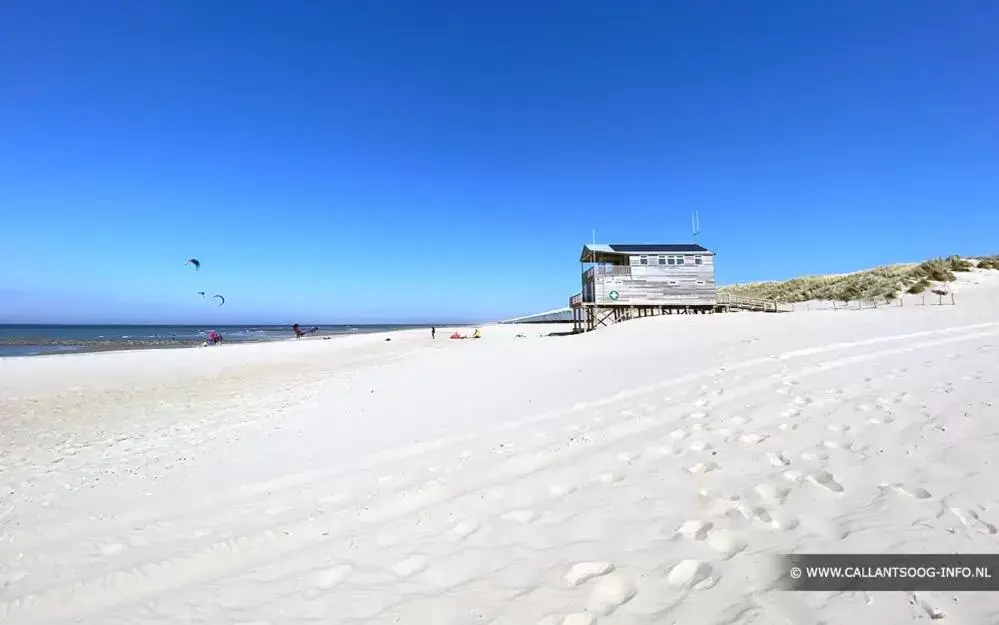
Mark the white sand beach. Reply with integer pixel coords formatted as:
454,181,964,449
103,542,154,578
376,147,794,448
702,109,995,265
2,271,999,624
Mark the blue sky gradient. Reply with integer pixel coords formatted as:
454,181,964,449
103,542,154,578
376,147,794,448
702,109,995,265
2,1,997,324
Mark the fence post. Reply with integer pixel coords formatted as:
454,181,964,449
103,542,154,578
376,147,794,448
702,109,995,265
922,294,926,306
951,292,955,306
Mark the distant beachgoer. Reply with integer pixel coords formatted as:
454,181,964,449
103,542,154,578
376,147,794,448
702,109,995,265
431,327,436,339
292,323,318,339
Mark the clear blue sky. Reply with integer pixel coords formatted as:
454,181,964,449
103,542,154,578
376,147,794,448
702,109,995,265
2,1,996,324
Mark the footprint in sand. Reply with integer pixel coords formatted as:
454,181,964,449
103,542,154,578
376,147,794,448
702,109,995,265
587,573,639,616
807,471,844,493
646,445,675,459
777,422,799,432
502,509,540,524
693,398,710,408
595,472,624,485
766,452,791,467
800,451,828,462
707,529,747,558
865,416,896,425
887,484,932,500
392,554,429,578
315,564,352,589
453,520,481,538
565,561,615,587
755,483,790,504
743,505,798,530
911,594,947,620
688,440,711,452
549,484,577,498
730,416,751,425
670,429,689,440
687,461,718,474
99,542,127,556
666,559,716,590
676,520,713,540
560,613,596,625
739,433,768,445
949,507,998,535
617,451,639,463
782,470,804,484
689,411,708,420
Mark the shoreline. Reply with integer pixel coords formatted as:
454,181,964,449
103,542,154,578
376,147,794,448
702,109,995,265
0,325,448,359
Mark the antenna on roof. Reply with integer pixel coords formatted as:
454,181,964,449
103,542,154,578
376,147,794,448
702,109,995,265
691,210,701,239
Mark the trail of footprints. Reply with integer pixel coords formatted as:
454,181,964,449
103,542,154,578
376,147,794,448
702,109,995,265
7,352,999,624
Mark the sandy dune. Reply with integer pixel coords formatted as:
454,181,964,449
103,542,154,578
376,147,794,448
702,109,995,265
2,271,999,624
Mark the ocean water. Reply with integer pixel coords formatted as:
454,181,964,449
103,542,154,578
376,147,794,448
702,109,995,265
0,324,429,357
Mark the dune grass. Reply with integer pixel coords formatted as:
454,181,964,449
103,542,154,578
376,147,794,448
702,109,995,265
976,255,999,270
719,255,992,303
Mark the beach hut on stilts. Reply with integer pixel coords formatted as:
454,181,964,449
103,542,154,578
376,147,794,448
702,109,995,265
569,243,718,332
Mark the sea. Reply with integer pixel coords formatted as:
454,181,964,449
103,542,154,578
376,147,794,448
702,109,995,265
0,324,432,358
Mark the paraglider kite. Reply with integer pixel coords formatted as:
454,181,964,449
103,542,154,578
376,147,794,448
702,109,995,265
213,294,225,307
186,258,201,270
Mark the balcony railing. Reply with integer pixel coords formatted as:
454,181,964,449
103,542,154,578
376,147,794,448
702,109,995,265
569,292,583,307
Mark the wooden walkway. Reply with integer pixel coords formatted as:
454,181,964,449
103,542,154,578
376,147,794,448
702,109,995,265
715,293,787,313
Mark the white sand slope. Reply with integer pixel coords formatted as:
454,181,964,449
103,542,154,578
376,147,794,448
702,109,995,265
2,270,999,624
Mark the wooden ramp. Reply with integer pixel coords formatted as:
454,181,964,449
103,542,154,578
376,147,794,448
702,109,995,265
715,293,787,313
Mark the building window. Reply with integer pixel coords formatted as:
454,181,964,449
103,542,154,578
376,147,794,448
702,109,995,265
640,255,648,265
676,256,685,265
694,256,703,265
658,255,666,265
667,256,676,265
695,280,706,285
667,279,678,285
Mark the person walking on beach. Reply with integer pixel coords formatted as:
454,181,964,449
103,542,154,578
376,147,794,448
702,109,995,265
431,327,436,339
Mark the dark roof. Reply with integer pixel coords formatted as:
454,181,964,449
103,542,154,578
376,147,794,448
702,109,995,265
608,243,710,253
